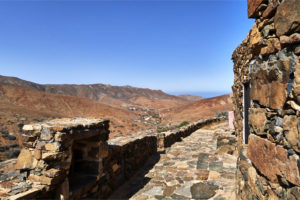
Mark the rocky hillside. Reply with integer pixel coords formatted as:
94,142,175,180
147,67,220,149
0,75,233,162
0,83,161,161
161,94,233,123
178,94,204,101
0,75,186,109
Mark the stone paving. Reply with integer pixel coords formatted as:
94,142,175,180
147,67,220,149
109,122,237,200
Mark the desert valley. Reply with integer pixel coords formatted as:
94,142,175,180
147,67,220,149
0,75,232,162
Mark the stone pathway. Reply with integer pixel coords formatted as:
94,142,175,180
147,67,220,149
109,122,237,200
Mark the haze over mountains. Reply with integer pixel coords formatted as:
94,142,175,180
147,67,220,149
0,74,232,161
0,75,187,109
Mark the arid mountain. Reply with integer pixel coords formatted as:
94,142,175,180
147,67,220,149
161,94,233,124
0,75,186,109
0,75,232,162
178,94,204,101
0,75,46,91
0,83,161,161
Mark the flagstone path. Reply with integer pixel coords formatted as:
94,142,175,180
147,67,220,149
109,122,237,200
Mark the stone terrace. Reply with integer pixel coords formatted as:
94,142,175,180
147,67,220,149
109,122,237,200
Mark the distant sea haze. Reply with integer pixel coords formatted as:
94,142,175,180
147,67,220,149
168,91,231,98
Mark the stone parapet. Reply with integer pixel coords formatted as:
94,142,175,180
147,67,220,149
2,118,110,200
161,118,222,148
100,117,223,199
1,117,223,199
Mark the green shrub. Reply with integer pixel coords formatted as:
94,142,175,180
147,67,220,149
157,127,169,133
176,121,189,128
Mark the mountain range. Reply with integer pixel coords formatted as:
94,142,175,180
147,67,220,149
0,75,232,161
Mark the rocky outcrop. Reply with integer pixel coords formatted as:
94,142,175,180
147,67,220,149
233,0,300,198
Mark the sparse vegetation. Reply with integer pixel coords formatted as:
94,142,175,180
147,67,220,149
157,127,170,133
156,121,189,133
176,121,189,128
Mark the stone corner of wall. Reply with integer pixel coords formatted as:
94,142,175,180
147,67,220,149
233,0,300,198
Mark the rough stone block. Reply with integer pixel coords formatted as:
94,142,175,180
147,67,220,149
45,142,61,152
249,22,263,55
33,149,42,160
283,115,299,151
28,174,58,185
40,128,53,141
43,168,60,178
247,134,300,185
15,149,33,170
41,152,61,161
249,108,267,135
260,38,281,55
248,0,264,18
250,58,291,109
262,0,279,19
22,125,34,131
274,0,300,36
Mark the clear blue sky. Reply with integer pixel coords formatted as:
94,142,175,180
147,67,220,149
0,0,254,97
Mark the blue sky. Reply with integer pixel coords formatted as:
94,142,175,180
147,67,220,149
0,0,254,97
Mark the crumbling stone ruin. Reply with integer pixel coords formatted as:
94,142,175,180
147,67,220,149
5,118,110,199
0,117,221,199
232,0,300,199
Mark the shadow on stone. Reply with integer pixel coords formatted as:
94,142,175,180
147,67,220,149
108,152,162,199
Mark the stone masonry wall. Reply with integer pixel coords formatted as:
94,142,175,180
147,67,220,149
1,117,222,199
100,117,222,199
162,118,221,148
232,0,300,199
3,118,110,200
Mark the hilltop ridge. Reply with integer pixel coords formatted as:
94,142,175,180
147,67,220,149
162,94,233,123
0,75,186,109
0,75,232,162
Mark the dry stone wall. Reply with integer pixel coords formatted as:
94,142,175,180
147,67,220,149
162,118,221,148
100,117,222,199
1,118,110,200
1,117,222,199
232,0,300,199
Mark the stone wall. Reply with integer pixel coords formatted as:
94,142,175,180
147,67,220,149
2,118,110,200
162,118,221,148
100,117,222,199
102,134,158,198
232,0,300,199
1,117,223,199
